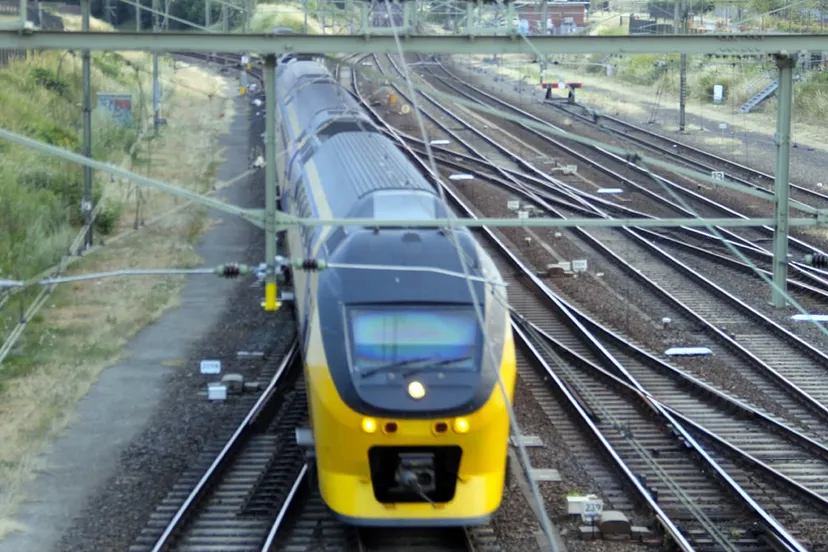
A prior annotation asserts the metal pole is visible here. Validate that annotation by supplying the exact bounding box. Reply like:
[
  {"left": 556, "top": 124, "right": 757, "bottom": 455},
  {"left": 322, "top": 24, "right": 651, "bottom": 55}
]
[
  {"left": 263, "top": 54, "right": 279, "bottom": 311},
  {"left": 221, "top": 2, "right": 228, "bottom": 65},
  {"left": 82, "top": 0, "right": 93, "bottom": 249},
  {"left": 151, "top": 0, "right": 159, "bottom": 135},
  {"left": 152, "top": 54, "right": 159, "bottom": 135},
  {"left": 679, "top": 53, "right": 687, "bottom": 131},
  {"left": 541, "top": 0, "right": 548, "bottom": 35},
  {"left": 771, "top": 54, "right": 794, "bottom": 308},
  {"left": 205, "top": 0, "right": 213, "bottom": 60},
  {"left": 303, "top": 0, "right": 308, "bottom": 33}
]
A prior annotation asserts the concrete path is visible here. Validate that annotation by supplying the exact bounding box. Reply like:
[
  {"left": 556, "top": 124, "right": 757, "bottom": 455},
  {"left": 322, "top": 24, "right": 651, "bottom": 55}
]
[{"left": 0, "top": 82, "right": 258, "bottom": 552}]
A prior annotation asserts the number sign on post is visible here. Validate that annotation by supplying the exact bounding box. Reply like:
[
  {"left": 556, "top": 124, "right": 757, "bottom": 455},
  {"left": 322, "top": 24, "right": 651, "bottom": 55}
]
[{"left": 581, "top": 496, "right": 604, "bottom": 522}]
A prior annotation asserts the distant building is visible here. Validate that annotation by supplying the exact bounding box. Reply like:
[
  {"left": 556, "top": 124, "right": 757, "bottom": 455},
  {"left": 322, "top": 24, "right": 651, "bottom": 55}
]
[{"left": 514, "top": 1, "right": 587, "bottom": 34}]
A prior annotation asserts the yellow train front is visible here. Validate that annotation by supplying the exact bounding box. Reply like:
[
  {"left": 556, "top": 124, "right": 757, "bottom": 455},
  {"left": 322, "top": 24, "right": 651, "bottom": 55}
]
[{"left": 275, "top": 56, "right": 516, "bottom": 526}]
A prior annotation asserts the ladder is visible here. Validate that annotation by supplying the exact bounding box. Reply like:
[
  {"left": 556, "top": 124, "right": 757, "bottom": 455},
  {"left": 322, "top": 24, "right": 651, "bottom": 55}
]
[
  {"left": 739, "top": 80, "right": 779, "bottom": 113},
  {"left": 647, "top": 80, "right": 666, "bottom": 124}
]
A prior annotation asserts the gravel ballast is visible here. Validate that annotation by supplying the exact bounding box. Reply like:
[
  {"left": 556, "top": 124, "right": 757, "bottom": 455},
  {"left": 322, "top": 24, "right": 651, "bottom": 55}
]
[{"left": 49, "top": 73, "right": 297, "bottom": 552}]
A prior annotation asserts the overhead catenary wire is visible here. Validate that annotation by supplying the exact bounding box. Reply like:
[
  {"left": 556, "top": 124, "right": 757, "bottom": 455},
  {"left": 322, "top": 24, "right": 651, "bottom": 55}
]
[
  {"left": 0, "top": 260, "right": 508, "bottom": 289},
  {"left": 497, "top": 4, "right": 828, "bottom": 337},
  {"left": 334, "top": 56, "right": 824, "bottom": 215},
  {"left": 380, "top": 3, "right": 560, "bottom": 549},
  {"left": 636, "top": 159, "right": 828, "bottom": 338}
]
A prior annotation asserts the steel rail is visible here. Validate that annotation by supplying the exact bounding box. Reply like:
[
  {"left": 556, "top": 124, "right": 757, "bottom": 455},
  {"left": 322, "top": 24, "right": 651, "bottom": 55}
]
[
  {"left": 150, "top": 339, "right": 299, "bottom": 552},
  {"left": 401, "top": 57, "right": 828, "bottom": 365},
  {"left": 432, "top": 61, "right": 828, "bottom": 279},
  {"left": 401, "top": 53, "right": 816, "bottom": 288},
  {"left": 400, "top": 136, "right": 828, "bottom": 297},
  {"left": 396, "top": 134, "right": 780, "bottom": 263},
  {"left": 378, "top": 56, "right": 828, "bottom": 345},
  {"left": 352, "top": 61, "right": 798, "bottom": 551},
  {"left": 543, "top": 100, "right": 828, "bottom": 282},
  {"left": 259, "top": 463, "right": 309, "bottom": 552},
  {"left": 509, "top": 322, "right": 697, "bottom": 551},
  {"left": 426, "top": 63, "right": 781, "bottom": 254},
  {"left": 553, "top": 101, "right": 828, "bottom": 208},
  {"left": 515, "top": 318, "right": 813, "bottom": 552}
]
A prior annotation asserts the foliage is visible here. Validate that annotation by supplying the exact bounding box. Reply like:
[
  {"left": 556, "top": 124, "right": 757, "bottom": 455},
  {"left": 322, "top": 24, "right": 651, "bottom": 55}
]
[
  {"left": 0, "top": 51, "right": 139, "bottom": 282},
  {"left": 647, "top": 0, "right": 715, "bottom": 18},
  {"left": 57, "top": 0, "right": 242, "bottom": 30}
]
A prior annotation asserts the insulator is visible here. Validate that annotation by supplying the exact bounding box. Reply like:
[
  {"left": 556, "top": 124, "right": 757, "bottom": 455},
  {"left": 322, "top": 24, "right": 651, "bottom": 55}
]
[
  {"left": 299, "top": 259, "right": 325, "bottom": 271},
  {"left": 811, "top": 253, "right": 827, "bottom": 268},
  {"left": 221, "top": 263, "right": 241, "bottom": 278}
]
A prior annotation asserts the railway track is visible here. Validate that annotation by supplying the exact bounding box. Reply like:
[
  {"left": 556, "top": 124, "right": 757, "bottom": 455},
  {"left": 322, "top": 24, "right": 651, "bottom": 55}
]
[
  {"left": 353, "top": 52, "right": 828, "bottom": 549},
  {"left": 128, "top": 51, "right": 828, "bottom": 551},
  {"left": 392, "top": 136, "right": 828, "bottom": 303},
  {"left": 365, "top": 54, "right": 825, "bottom": 289},
  {"left": 375, "top": 53, "right": 828, "bottom": 328},
  {"left": 421, "top": 58, "right": 828, "bottom": 283},
  {"left": 129, "top": 341, "right": 306, "bottom": 552},
  {"left": 366, "top": 53, "right": 828, "bottom": 341},
  {"left": 368, "top": 50, "right": 828, "bottom": 433},
  {"left": 547, "top": 99, "right": 828, "bottom": 214},
  {"left": 261, "top": 473, "right": 498, "bottom": 551},
  {"left": 348, "top": 55, "right": 828, "bottom": 550}
]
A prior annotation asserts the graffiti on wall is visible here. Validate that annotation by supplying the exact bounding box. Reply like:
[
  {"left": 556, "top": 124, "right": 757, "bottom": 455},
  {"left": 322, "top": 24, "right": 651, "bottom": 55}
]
[{"left": 96, "top": 93, "right": 134, "bottom": 127}]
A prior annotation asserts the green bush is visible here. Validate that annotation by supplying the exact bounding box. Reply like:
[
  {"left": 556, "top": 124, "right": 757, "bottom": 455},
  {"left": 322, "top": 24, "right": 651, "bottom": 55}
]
[
  {"left": 94, "top": 202, "right": 121, "bottom": 236},
  {"left": 31, "top": 66, "right": 70, "bottom": 96}
]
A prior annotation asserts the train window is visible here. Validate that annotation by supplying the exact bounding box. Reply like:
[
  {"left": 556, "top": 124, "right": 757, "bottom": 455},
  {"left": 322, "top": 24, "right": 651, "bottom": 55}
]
[
  {"left": 371, "top": 191, "right": 436, "bottom": 221},
  {"left": 324, "top": 227, "right": 347, "bottom": 253},
  {"left": 295, "top": 185, "right": 314, "bottom": 244},
  {"left": 347, "top": 306, "right": 480, "bottom": 376},
  {"left": 315, "top": 120, "right": 377, "bottom": 141}
]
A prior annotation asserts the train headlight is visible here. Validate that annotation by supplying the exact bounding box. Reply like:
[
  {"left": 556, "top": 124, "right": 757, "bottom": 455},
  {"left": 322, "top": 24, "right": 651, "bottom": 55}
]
[
  {"left": 407, "top": 381, "right": 426, "bottom": 400},
  {"left": 453, "top": 418, "right": 470, "bottom": 434},
  {"left": 361, "top": 417, "right": 377, "bottom": 433}
]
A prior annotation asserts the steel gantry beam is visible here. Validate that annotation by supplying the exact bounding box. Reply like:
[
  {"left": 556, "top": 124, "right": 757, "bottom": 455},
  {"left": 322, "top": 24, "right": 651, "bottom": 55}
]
[
  {"left": 0, "top": 125, "right": 825, "bottom": 232},
  {"left": 2, "top": 31, "right": 828, "bottom": 55}
]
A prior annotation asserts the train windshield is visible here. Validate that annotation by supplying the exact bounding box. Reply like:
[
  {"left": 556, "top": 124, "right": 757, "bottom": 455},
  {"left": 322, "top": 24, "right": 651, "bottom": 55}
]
[{"left": 347, "top": 306, "right": 480, "bottom": 375}]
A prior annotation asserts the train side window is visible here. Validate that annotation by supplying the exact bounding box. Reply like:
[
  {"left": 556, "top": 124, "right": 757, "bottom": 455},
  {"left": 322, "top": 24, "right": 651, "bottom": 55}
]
[{"left": 295, "top": 185, "right": 313, "bottom": 244}]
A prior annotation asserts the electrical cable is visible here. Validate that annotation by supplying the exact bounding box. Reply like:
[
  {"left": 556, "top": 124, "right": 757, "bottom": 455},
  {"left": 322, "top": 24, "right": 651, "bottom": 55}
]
[
  {"left": 381, "top": 3, "right": 560, "bottom": 548},
  {"left": 637, "top": 159, "right": 828, "bottom": 338},
  {"left": 335, "top": 55, "right": 823, "bottom": 213}
]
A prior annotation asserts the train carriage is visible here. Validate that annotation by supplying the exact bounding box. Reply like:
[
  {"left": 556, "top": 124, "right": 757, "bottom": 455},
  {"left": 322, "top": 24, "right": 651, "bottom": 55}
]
[{"left": 274, "top": 55, "right": 517, "bottom": 526}]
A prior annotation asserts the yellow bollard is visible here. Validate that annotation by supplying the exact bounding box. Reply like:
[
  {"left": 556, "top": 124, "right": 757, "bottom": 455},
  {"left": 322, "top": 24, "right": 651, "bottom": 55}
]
[
  {"left": 262, "top": 281, "right": 281, "bottom": 311},
  {"left": 389, "top": 93, "right": 397, "bottom": 106},
  {"left": 240, "top": 84, "right": 247, "bottom": 96}
]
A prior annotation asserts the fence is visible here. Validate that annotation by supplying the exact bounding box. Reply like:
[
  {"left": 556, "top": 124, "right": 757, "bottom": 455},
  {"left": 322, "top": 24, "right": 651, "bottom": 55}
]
[{"left": 0, "top": 1, "right": 65, "bottom": 67}]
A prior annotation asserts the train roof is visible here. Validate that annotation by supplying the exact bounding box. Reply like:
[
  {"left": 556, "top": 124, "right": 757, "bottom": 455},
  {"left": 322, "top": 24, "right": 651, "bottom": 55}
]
[
  {"left": 277, "top": 60, "right": 334, "bottom": 97},
  {"left": 287, "top": 83, "right": 367, "bottom": 138},
  {"left": 312, "top": 132, "right": 438, "bottom": 219}
]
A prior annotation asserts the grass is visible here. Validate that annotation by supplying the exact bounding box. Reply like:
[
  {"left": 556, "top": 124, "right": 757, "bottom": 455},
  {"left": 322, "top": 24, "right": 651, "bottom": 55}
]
[
  {"left": 0, "top": 13, "right": 236, "bottom": 539},
  {"left": 454, "top": 50, "right": 828, "bottom": 153},
  {"left": 251, "top": 2, "right": 325, "bottom": 33}
]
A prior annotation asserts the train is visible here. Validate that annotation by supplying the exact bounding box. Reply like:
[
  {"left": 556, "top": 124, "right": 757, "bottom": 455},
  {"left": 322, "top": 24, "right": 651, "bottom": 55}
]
[{"left": 274, "top": 55, "right": 517, "bottom": 527}]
